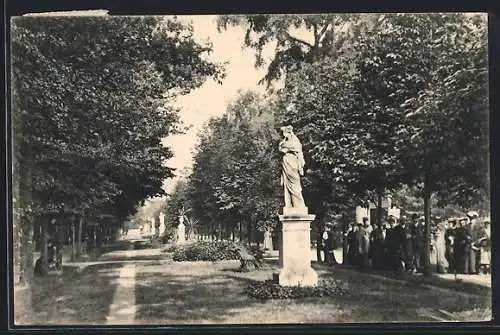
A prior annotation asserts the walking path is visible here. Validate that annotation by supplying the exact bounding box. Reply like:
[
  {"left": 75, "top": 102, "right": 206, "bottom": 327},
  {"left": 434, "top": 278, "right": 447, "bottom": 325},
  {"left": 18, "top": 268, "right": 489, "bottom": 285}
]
[
  {"left": 105, "top": 262, "right": 137, "bottom": 325},
  {"left": 364, "top": 272, "right": 484, "bottom": 299},
  {"left": 435, "top": 273, "right": 491, "bottom": 288},
  {"left": 103, "top": 241, "right": 164, "bottom": 325}
]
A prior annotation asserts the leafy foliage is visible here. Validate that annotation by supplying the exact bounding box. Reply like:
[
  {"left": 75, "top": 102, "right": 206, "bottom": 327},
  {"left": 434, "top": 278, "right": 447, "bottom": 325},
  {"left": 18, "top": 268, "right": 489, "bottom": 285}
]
[
  {"left": 216, "top": 13, "right": 488, "bottom": 267},
  {"left": 185, "top": 91, "right": 281, "bottom": 242},
  {"left": 217, "top": 14, "right": 382, "bottom": 87},
  {"left": 11, "top": 16, "right": 224, "bottom": 276},
  {"left": 172, "top": 241, "right": 240, "bottom": 262},
  {"left": 11, "top": 15, "right": 223, "bottom": 220},
  {"left": 244, "top": 278, "right": 350, "bottom": 300}
]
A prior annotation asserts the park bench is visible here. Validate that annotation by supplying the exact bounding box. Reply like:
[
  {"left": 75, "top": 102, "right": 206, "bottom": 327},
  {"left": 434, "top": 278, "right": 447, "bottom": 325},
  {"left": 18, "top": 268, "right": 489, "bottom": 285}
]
[{"left": 237, "top": 247, "right": 264, "bottom": 272}]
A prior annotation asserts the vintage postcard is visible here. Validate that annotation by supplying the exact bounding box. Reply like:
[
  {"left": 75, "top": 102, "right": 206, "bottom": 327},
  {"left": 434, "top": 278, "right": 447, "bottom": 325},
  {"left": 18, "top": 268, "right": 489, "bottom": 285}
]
[{"left": 9, "top": 12, "right": 491, "bottom": 326}]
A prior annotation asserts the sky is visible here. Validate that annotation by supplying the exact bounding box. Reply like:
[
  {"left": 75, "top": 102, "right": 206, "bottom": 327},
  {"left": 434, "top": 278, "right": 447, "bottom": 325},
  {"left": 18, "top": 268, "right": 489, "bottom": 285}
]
[{"left": 160, "top": 15, "right": 273, "bottom": 194}]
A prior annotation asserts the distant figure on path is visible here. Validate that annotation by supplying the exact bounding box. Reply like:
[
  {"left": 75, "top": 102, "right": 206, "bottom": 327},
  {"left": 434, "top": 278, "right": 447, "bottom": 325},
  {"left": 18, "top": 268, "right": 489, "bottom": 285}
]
[
  {"left": 444, "top": 219, "right": 457, "bottom": 273},
  {"left": 454, "top": 218, "right": 470, "bottom": 274},
  {"left": 479, "top": 219, "right": 491, "bottom": 273},
  {"left": 346, "top": 222, "right": 359, "bottom": 266},
  {"left": 467, "top": 211, "right": 485, "bottom": 274},
  {"left": 370, "top": 221, "right": 386, "bottom": 270},
  {"left": 358, "top": 218, "right": 371, "bottom": 268},
  {"left": 263, "top": 229, "right": 273, "bottom": 250},
  {"left": 279, "top": 125, "right": 306, "bottom": 209}
]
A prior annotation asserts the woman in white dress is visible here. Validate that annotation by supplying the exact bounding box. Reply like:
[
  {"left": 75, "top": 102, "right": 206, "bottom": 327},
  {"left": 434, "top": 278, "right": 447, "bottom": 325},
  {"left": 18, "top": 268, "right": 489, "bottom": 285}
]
[{"left": 479, "top": 220, "right": 491, "bottom": 272}]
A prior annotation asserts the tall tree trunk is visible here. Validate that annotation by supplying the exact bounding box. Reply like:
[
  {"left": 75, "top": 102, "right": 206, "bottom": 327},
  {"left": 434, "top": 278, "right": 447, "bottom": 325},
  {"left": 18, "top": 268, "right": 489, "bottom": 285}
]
[
  {"left": 315, "top": 210, "right": 327, "bottom": 263},
  {"left": 40, "top": 217, "right": 48, "bottom": 275},
  {"left": 76, "top": 212, "right": 84, "bottom": 257},
  {"left": 342, "top": 213, "right": 349, "bottom": 265},
  {"left": 14, "top": 156, "right": 36, "bottom": 286},
  {"left": 96, "top": 225, "right": 104, "bottom": 249},
  {"left": 423, "top": 174, "right": 432, "bottom": 276},
  {"left": 231, "top": 225, "right": 235, "bottom": 242},
  {"left": 377, "top": 187, "right": 383, "bottom": 227},
  {"left": 218, "top": 223, "right": 222, "bottom": 241},
  {"left": 316, "top": 222, "right": 323, "bottom": 263},
  {"left": 247, "top": 220, "right": 253, "bottom": 247},
  {"left": 239, "top": 221, "right": 243, "bottom": 242},
  {"left": 71, "top": 219, "right": 76, "bottom": 261},
  {"left": 18, "top": 214, "right": 35, "bottom": 285}
]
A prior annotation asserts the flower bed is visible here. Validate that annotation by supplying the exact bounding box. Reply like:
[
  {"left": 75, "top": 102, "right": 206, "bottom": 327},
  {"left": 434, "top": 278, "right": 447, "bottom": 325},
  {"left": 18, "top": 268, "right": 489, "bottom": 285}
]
[
  {"left": 172, "top": 241, "right": 240, "bottom": 262},
  {"left": 244, "top": 278, "right": 350, "bottom": 300}
]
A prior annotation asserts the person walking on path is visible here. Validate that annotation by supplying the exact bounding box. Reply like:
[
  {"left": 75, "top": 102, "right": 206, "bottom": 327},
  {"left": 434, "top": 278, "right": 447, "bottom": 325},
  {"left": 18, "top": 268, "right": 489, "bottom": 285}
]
[
  {"left": 390, "top": 217, "right": 407, "bottom": 273},
  {"left": 412, "top": 216, "right": 425, "bottom": 273},
  {"left": 346, "top": 222, "right": 359, "bottom": 266},
  {"left": 467, "top": 211, "right": 484, "bottom": 275},
  {"left": 358, "top": 218, "right": 371, "bottom": 268},
  {"left": 399, "top": 216, "right": 414, "bottom": 273},
  {"left": 444, "top": 219, "right": 457, "bottom": 274},
  {"left": 370, "top": 222, "right": 385, "bottom": 270},
  {"left": 433, "top": 218, "right": 447, "bottom": 274},
  {"left": 454, "top": 218, "right": 470, "bottom": 274},
  {"left": 322, "top": 223, "right": 337, "bottom": 265},
  {"left": 479, "top": 219, "right": 491, "bottom": 273}
]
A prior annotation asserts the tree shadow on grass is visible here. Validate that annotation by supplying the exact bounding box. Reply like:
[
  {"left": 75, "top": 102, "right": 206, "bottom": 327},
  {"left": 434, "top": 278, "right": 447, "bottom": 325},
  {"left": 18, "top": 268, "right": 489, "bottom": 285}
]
[
  {"left": 15, "top": 262, "right": 124, "bottom": 325},
  {"left": 317, "top": 263, "right": 491, "bottom": 298},
  {"left": 133, "top": 260, "right": 490, "bottom": 324},
  {"left": 303, "top": 266, "right": 491, "bottom": 323},
  {"left": 135, "top": 271, "right": 262, "bottom": 324}
]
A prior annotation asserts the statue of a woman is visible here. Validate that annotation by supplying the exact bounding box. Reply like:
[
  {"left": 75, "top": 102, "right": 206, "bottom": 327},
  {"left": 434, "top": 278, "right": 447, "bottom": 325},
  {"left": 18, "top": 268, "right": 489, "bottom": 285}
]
[{"left": 279, "top": 125, "right": 306, "bottom": 211}]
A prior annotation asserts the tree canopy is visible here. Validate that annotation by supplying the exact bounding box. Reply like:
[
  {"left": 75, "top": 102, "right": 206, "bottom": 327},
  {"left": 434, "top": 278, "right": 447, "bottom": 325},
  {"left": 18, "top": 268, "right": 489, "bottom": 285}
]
[{"left": 11, "top": 16, "right": 225, "bottom": 278}]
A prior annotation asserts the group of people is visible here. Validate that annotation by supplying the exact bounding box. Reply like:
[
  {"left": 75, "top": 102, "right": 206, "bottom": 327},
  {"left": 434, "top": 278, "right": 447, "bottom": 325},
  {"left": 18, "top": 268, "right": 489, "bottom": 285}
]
[
  {"left": 341, "top": 211, "right": 490, "bottom": 274},
  {"left": 444, "top": 214, "right": 491, "bottom": 274},
  {"left": 345, "top": 215, "right": 423, "bottom": 272}
]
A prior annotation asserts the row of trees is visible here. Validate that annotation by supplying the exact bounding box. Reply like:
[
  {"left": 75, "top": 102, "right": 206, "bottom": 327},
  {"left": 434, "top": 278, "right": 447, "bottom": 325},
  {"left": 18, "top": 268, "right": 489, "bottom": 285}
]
[
  {"left": 11, "top": 16, "right": 223, "bottom": 283},
  {"left": 165, "top": 13, "right": 489, "bottom": 275},
  {"left": 164, "top": 91, "right": 281, "bottom": 243}
]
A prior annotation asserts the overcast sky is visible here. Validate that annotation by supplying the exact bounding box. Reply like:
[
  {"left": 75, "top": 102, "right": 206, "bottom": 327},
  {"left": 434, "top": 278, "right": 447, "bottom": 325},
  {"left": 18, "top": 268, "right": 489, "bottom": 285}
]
[{"left": 161, "top": 15, "right": 274, "bottom": 194}]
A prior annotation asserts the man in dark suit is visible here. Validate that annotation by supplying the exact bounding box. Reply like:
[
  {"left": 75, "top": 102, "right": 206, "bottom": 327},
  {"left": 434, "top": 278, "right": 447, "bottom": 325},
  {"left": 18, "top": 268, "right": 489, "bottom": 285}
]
[
  {"left": 454, "top": 218, "right": 470, "bottom": 274},
  {"left": 412, "top": 216, "right": 425, "bottom": 273},
  {"left": 467, "top": 212, "right": 484, "bottom": 275},
  {"left": 390, "top": 217, "right": 406, "bottom": 272},
  {"left": 370, "top": 221, "right": 386, "bottom": 270},
  {"left": 444, "top": 219, "right": 457, "bottom": 273},
  {"left": 384, "top": 218, "right": 397, "bottom": 271},
  {"left": 346, "top": 222, "right": 359, "bottom": 266},
  {"left": 399, "top": 216, "right": 414, "bottom": 273}
]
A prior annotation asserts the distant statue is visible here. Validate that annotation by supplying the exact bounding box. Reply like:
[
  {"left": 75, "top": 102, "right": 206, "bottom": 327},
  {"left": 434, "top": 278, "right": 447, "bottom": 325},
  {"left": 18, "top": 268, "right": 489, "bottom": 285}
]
[{"left": 279, "top": 125, "right": 306, "bottom": 209}]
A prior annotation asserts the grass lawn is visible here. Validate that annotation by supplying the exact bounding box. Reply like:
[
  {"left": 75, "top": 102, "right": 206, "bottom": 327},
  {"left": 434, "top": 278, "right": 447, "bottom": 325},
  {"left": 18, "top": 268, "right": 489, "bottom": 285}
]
[
  {"left": 135, "top": 259, "right": 491, "bottom": 324},
  {"left": 14, "top": 262, "right": 124, "bottom": 325}
]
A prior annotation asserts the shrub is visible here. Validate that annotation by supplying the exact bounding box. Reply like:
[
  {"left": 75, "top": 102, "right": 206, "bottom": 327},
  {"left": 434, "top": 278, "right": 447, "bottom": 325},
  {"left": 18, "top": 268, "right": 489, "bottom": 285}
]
[
  {"left": 244, "top": 278, "right": 350, "bottom": 300},
  {"left": 172, "top": 241, "right": 241, "bottom": 262}
]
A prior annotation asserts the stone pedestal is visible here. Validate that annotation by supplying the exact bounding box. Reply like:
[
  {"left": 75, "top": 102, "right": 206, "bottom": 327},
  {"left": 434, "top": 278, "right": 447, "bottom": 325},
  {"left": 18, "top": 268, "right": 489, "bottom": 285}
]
[
  {"left": 275, "top": 207, "right": 317, "bottom": 286},
  {"left": 159, "top": 213, "right": 165, "bottom": 236},
  {"left": 263, "top": 231, "right": 273, "bottom": 250},
  {"left": 177, "top": 223, "right": 186, "bottom": 244},
  {"left": 150, "top": 217, "right": 155, "bottom": 235}
]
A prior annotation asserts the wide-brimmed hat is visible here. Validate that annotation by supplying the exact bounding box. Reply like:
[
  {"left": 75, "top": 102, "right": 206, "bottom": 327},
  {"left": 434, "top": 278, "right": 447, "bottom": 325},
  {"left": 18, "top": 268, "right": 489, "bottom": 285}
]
[
  {"left": 466, "top": 211, "right": 479, "bottom": 218},
  {"left": 280, "top": 125, "right": 293, "bottom": 132}
]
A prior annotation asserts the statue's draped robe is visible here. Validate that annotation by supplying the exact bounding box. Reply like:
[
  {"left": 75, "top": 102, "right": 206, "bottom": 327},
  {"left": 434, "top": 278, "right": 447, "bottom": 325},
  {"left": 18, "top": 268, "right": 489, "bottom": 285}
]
[{"left": 279, "top": 134, "right": 306, "bottom": 208}]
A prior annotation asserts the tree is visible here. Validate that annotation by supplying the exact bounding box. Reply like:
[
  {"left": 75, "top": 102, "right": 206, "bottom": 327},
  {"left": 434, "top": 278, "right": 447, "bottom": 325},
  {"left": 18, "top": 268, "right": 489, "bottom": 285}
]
[
  {"left": 11, "top": 16, "right": 224, "bottom": 277},
  {"left": 163, "top": 179, "right": 190, "bottom": 239},
  {"left": 217, "top": 14, "right": 382, "bottom": 87},
  {"left": 187, "top": 91, "right": 281, "bottom": 245},
  {"left": 370, "top": 13, "right": 488, "bottom": 274},
  {"left": 271, "top": 13, "right": 488, "bottom": 269}
]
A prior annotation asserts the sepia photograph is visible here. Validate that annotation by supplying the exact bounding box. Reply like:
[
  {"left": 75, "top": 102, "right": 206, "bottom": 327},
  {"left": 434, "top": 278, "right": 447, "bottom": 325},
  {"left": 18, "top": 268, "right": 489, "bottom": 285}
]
[{"left": 9, "top": 11, "right": 491, "bottom": 326}]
